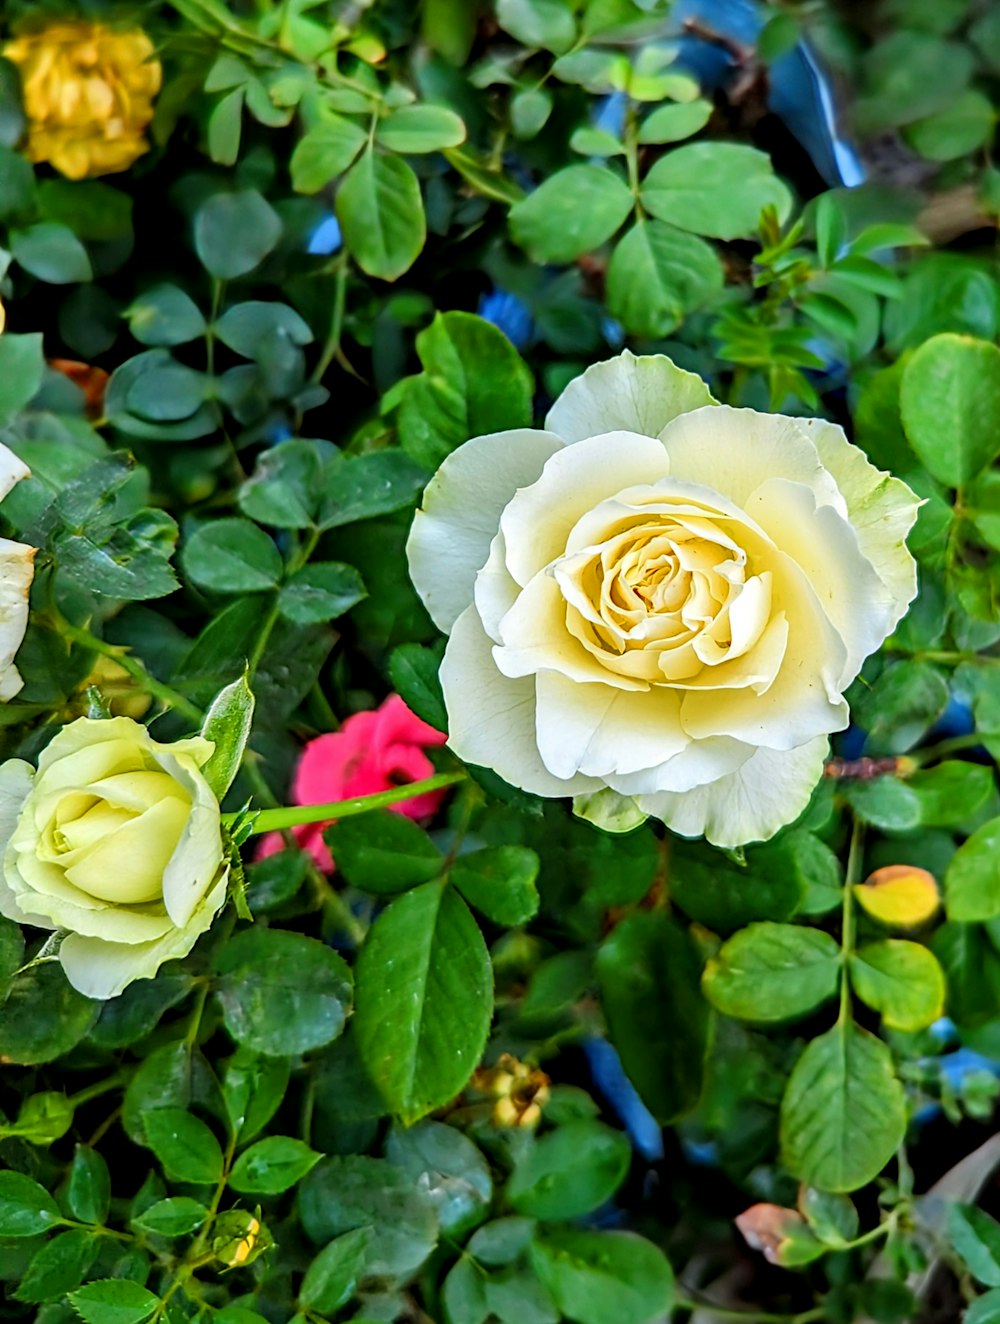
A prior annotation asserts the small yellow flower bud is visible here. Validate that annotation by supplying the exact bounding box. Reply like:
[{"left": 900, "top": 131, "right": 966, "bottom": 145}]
[
  {"left": 5, "top": 22, "right": 161, "bottom": 179},
  {"left": 211, "top": 1210, "right": 272, "bottom": 1269}
]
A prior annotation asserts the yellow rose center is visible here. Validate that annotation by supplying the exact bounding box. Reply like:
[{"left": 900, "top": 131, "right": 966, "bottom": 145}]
[
  {"left": 38, "top": 769, "right": 191, "bottom": 904},
  {"left": 554, "top": 502, "right": 773, "bottom": 686}
]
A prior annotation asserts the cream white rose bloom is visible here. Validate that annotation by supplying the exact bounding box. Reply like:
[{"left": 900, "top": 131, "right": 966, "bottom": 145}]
[
  {"left": 406, "top": 351, "right": 920, "bottom": 848},
  {"left": 0, "top": 716, "right": 228, "bottom": 998},
  {"left": 0, "top": 442, "right": 36, "bottom": 700}
]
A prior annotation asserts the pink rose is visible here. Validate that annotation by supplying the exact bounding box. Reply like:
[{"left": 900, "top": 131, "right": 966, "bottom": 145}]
[{"left": 258, "top": 694, "right": 447, "bottom": 872}]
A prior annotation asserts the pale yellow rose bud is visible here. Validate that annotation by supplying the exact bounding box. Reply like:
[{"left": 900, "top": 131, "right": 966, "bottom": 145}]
[
  {"left": 211, "top": 1210, "right": 272, "bottom": 1268},
  {"left": 5, "top": 22, "right": 162, "bottom": 179},
  {"left": 0, "top": 716, "right": 228, "bottom": 999}
]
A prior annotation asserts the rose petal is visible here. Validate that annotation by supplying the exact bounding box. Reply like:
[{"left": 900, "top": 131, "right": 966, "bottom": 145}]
[
  {"left": 544, "top": 348, "right": 716, "bottom": 442},
  {"left": 636, "top": 736, "right": 829, "bottom": 847},
  {"left": 406, "top": 428, "right": 565, "bottom": 632},
  {"left": 441, "top": 605, "right": 603, "bottom": 797}
]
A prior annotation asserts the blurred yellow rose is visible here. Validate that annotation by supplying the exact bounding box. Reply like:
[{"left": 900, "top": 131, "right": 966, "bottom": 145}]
[
  {"left": 5, "top": 21, "right": 161, "bottom": 179},
  {"left": 407, "top": 351, "right": 921, "bottom": 848},
  {"left": 0, "top": 717, "right": 227, "bottom": 999}
]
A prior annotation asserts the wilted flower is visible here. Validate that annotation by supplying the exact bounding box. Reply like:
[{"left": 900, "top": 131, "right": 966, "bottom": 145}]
[
  {"left": 473, "top": 1053, "right": 550, "bottom": 1128},
  {"left": 0, "top": 717, "right": 227, "bottom": 999},
  {"left": 5, "top": 21, "right": 161, "bottom": 179},
  {"left": 407, "top": 351, "right": 920, "bottom": 848},
  {"left": 258, "top": 694, "right": 447, "bottom": 872}
]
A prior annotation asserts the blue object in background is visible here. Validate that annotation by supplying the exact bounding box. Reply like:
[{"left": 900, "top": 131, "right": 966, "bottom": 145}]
[
  {"left": 307, "top": 213, "right": 343, "bottom": 256},
  {"left": 477, "top": 288, "right": 535, "bottom": 350},
  {"left": 584, "top": 1037, "right": 665, "bottom": 1161},
  {"left": 667, "top": 0, "right": 865, "bottom": 188}
]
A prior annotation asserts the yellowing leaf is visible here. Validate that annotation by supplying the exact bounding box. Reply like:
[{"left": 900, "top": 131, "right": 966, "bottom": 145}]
[{"left": 854, "top": 864, "right": 939, "bottom": 928}]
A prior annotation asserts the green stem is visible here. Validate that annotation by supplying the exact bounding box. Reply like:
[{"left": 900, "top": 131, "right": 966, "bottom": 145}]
[
  {"left": 70, "top": 1073, "right": 127, "bottom": 1108},
  {"left": 311, "top": 863, "right": 366, "bottom": 946},
  {"left": 310, "top": 257, "right": 349, "bottom": 385},
  {"left": 246, "top": 595, "right": 281, "bottom": 677},
  {"left": 234, "top": 771, "right": 465, "bottom": 835},
  {"left": 911, "top": 732, "right": 987, "bottom": 765},
  {"left": 56, "top": 618, "right": 203, "bottom": 725},
  {"left": 839, "top": 814, "right": 864, "bottom": 1023}
]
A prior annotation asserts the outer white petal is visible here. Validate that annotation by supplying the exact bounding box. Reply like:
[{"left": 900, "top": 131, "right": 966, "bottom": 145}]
[
  {"left": 534, "top": 671, "right": 687, "bottom": 780},
  {"left": 607, "top": 734, "right": 755, "bottom": 796},
  {"left": 544, "top": 349, "right": 717, "bottom": 442},
  {"left": 746, "top": 477, "right": 895, "bottom": 686},
  {"left": 406, "top": 428, "right": 566, "bottom": 633},
  {"left": 59, "top": 872, "right": 228, "bottom": 1000},
  {"left": 0, "top": 538, "right": 35, "bottom": 701},
  {"left": 0, "top": 443, "right": 30, "bottom": 501},
  {"left": 807, "top": 417, "right": 920, "bottom": 635},
  {"left": 0, "top": 759, "right": 35, "bottom": 923},
  {"left": 637, "top": 736, "right": 829, "bottom": 848},
  {"left": 441, "top": 605, "right": 603, "bottom": 797},
  {"left": 500, "top": 432, "right": 671, "bottom": 586},
  {"left": 154, "top": 750, "right": 225, "bottom": 929},
  {"left": 660, "top": 405, "right": 847, "bottom": 513}
]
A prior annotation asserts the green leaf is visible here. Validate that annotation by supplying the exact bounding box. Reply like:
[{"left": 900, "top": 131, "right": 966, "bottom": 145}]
[
  {"left": 376, "top": 104, "right": 466, "bottom": 153},
  {"left": 299, "top": 1155, "right": 439, "bottom": 1281},
  {"left": 0, "top": 332, "right": 45, "bottom": 426},
  {"left": 299, "top": 1227, "right": 373, "bottom": 1313},
  {"left": 279, "top": 561, "right": 367, "bottom": 624},
  {"left": 319, "top": 450, "right": 428, "bottom": 530},
  {"left": 853, "top": 660, "right": 949, "bottom": 753},
  {"left": 949, "top": 1205, "right": 1000, "bottom": 1287},
  {"left": 69, "top": 1279, "right": 161, "bottom": 1324},
  {"left": 66, "top": 1146, "right": 111, "bottom": 1226},
  {"left": 511, "top": 87, "right": 553, "bottom": 139},
  {"left": 396, "top": 310, "right": 534, "bottom": 470},
  {"left": 193, "top": 189, "right": 283, "bottom": 280},
  {"left": 389, "top": 641, "right": 448, "bottom": 733},
  {"left": 354, "top": 880, "right": 492, "bottom": 1122},
  {"left": 933, "top": 921, "right": 1000, "bottom": 1026},
  {"left": 182, "top": 518, "right": 283, "bottom": 593},
  {"left": 905, "top": 89, "right": 995, "bottom": 160},
  {"left": 845, "top": 777, "right": 922, "bottom": 832},
  {"left": 596, "top": 910, "right": 708, "bottom": 1123},
  {"left": 947, "top": 818, "right": 1000, "bottom": 921},
  {"left": 208, "top": 86, "right": 244, "bottom": 164},
  {"left": 780, "top": 1019, "right": 906, "bottom": 1192},
  {"left": 968, "top": 1290, "right": 1000, "bottom": 1323},
  {"left": 144, "top": 1108, "right": 224, "bottom": 1184},
  {"left": 131, "top": 1197, "right": 208, "bottom": 1237},
  {"left": 239, "top": 437, "right": 331, "bottom": 529},
  {"left": 200, "top": 671, "right": 255, "bottom": 799},
  {"left": 11, "top": 222, "right": 91, "bottom": 283},
  {"left": 222, "top": 1047, "right": 291, "bottom": 1141},
  {"left": 641, "top": 143, "right": 791, "bottom": 239},
  {"left": 855, "top": 31, "right": 972, "bottom": 132},
  {"left": 703, "top": 923, "right": 842, "bottom": 1023},
  {"left": 507, "top": 1121, "right": 630, "bottom": 1220},
  {"left": 385, "top": 1119, "right": 492, "bottom": 1236},
  {"left": 799, "top": 1187, "right": 859, "bottom": 1247},
  {"left": 0, "top": 1171, "right": 62, "bottom": 1237},
  {"left": 37, "top": 179, "right": 132, "bottom": 240},
  {"left": 291, "top": 117, "right": 367, "bottom": 193},
  {"left": 530, "top": 1228, "right": 674, "bottom": 1324},
  {"left": 496, "top": 0, "right": 576, "bottom": 52},
  {"left": 103, "top": 351, "right": 215, "bottom": 441},
  {"left": 849, "top": 940, "right": 944, "bottom": 1031},
  {"left": 670, "top": 845, "right": 804, "bottom": 932},
  {"left": 326, "top": 809, "right": 443, "bottom": 895},
  {"left": 452, "top": 846, "right": 540, "bottom": 925},
  {"left": 638, "top": 99, "right": 713, "bottom": 143},
  {"left": 900, "top": 333, "right": 1000, "bottom": 486},
  {"left": 336, "top": 149, "right": 426, "bottom": 282},
  {"left": 214, "top": 301, "right": 314, "bottom": 359},
  {"left": 15, "top": 1228, "right": 98, "bottom": 1302},
  {"left": 442, "top": 1257, "right": 488, "bottom": 1324},
  {"left": 126, "top": 284, "right": 206, "bottom": 346},
  {"left": 214, "top": 928, "right": 352, "bottom": 1056},
  {"left": 229, "top": 1136, "right": 320, "bottom": 1194},
  {"left": 908, "top": 761, "right": 993, "bottom": 828},
  {"left": 122, "top": 1040, "right": 225, "bottom": 1146},
  {"left": 0, "top": 960, "right": 98, "bottom": 1065},
  {"left": 509, "top": 164, "right": 632, "bottom": 263},
  {"left": 607, "top": 219, "right": 722, "bottom": 337},
  {"left": 0, "top": 914, "right": 24, "bottom": 1004}
]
